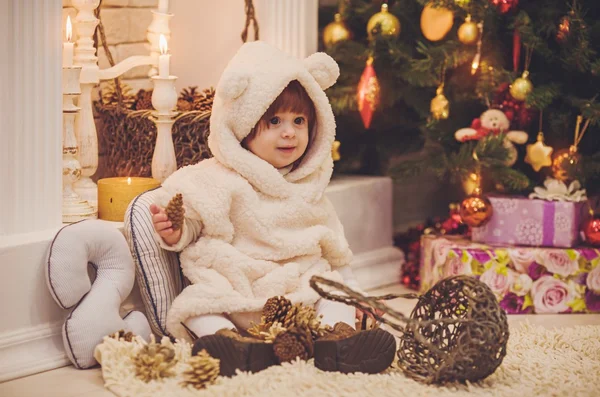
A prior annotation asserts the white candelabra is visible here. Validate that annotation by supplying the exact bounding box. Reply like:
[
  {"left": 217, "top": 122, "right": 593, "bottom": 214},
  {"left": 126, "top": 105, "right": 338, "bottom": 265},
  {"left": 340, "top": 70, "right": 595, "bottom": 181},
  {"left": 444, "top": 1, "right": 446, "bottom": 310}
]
[
  {"left": 150, "top": 35, "right": 178, "bottom": 183},
  {"left": 71, "top": 0, "right": 172, "bottom": 205},
  {"left": 62, "top": 65, "right": 97, "bottom": 223}
]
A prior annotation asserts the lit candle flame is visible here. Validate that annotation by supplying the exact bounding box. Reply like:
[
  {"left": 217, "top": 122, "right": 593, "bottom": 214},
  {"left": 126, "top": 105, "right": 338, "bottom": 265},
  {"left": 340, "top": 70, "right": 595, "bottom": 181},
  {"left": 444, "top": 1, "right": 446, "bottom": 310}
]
[
  {"left": 66, "top": 16, "right": 72, "bottom": 42},
  {"left": 127, "top": 177, "right": 132, "bottom": 185},
  {"left": 159, "top": 34, "right": 168, "bottom": 55}
]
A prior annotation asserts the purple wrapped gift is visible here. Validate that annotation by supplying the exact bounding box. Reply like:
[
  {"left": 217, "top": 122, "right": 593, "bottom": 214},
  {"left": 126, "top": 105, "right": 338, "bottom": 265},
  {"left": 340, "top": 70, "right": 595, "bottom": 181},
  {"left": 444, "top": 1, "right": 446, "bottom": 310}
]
[{"left": 471, "top": 196, "right": 587, "bottom": 248}]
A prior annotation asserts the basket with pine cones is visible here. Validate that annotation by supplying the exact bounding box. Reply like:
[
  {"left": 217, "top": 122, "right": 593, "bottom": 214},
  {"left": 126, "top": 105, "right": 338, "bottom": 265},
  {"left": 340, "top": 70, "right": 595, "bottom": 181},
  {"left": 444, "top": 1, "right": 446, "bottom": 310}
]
[{"left": 94, "top": 85, "right": 215, "bottom": 179}]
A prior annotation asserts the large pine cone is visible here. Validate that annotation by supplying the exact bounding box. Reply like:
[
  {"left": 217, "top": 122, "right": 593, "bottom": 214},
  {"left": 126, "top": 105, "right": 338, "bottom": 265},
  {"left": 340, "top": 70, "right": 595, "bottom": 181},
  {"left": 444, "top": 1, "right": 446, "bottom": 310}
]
[
  {"left": 263, "top": 296, "right": 292, "bottom": 325},
  {"left": 273, "top": 326, "right": 314, "bottom": 363},
  {"left": 165, "top": 193, "right": 185, "bottom": 231},
  {"left": 181, "top": 350, "right": 220, "bottom": 390},
  {"left": 132, "top": 343, "right": 177, "bottom": 383}
]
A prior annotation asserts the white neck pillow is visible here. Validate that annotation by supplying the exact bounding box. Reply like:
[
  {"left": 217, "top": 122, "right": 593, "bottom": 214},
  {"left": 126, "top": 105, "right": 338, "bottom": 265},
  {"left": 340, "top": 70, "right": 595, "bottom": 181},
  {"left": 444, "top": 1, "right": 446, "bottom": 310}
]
[{"left": 46, "top": 220, "right": 151, "bottom": 368}]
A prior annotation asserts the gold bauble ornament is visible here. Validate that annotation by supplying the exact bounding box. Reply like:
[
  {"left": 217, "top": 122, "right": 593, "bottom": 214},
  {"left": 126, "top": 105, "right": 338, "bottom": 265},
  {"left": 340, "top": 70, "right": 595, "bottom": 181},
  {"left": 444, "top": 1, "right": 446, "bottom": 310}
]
[
  {"left": 420, "top": 3, "right": 454, "bottom": 42},
  {"left": 430, "top": 84, "right": 449, "bottom": 120},
  {"left": 367, "top": 3, "right": 401, "bottom": 41},
  {"left": 525, "top": 132, "right": 553, "bottom": 172},
  {"left": 510, "top": 71, "right": 533, "bottom": 101},
  {"left": 458, "top": 16, "right": 478, "bottom": 45},
  {"left": 323, "top": 13, "right": 351, "bottom": 47},
  {"left": 460, "top": 188, "right": 494, "bottom": 228},
  {"left": 551, "top": 145, "right": 582, "bottom": 183}
]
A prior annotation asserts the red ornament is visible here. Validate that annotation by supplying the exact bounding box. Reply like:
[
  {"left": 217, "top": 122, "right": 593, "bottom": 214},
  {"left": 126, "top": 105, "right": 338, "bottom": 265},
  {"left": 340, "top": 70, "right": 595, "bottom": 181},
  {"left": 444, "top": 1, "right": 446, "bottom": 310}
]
[
  {"left": 583, "top": 215, "right": 600, "bottom": 246},
  {"left": 513, "top": 30, "right": 521, "bottom": 72},
  {"left": 490, "top": 0, "right": 519, "bottom": 14},
  {"left": 357, "top": 56, "right": 380, "bottom": 129}
]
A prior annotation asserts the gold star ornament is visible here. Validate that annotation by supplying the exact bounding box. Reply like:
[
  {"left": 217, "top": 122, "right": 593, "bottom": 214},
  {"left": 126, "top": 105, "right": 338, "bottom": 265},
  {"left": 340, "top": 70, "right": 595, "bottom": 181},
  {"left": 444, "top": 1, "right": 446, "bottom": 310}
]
[{"left": 525, "top": 132, "right": 553, "bottom": 172}]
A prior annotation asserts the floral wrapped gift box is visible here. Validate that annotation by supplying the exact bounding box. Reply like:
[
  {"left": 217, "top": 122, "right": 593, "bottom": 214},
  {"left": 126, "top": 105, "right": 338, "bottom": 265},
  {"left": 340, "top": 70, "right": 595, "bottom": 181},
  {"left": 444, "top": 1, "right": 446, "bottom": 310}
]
[{"left": 420, "top": 235, "right": 600, "bottom": 314}]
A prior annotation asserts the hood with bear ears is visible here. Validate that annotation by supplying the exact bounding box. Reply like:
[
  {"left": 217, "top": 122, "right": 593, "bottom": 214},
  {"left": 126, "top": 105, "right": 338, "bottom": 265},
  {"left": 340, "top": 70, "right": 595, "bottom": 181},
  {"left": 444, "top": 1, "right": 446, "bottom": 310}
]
[{"left": 208, "top": 41, "right": 340, "bottom": 201}]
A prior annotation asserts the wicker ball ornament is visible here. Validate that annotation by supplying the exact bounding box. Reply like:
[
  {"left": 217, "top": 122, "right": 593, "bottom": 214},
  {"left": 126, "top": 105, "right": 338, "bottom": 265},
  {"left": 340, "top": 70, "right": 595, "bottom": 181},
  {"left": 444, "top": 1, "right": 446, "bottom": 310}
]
[
  {"left": 309, "top": 275, "right": 510, "bottom": 385},
  {"left": 397, "top": 276, "right": 509, "bottom": 384},
  {"left": 460, "top": 189, "right": 493, "bottom": 227}
]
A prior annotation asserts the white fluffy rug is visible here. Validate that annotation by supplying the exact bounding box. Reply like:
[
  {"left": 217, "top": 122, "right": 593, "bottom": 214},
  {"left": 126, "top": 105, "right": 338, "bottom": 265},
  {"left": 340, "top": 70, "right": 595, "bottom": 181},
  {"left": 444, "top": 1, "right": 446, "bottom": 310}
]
[{"left": 95, "top": 323, "right": 600, "bottom": 397}]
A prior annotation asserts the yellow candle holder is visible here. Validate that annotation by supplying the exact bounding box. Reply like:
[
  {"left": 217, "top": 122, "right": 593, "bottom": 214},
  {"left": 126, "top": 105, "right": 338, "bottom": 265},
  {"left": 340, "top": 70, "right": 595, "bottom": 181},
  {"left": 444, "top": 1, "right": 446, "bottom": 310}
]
[{"left": 98, "top": 177, "right": 161, "bottom": 222}]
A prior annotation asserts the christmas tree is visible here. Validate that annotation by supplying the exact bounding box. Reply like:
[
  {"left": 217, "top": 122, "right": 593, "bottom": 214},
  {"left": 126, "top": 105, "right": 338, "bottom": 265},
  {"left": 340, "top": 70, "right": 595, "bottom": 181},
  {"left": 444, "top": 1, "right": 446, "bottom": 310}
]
[{"left": 320, "top": 0, "right": 600, "bottom": 194}]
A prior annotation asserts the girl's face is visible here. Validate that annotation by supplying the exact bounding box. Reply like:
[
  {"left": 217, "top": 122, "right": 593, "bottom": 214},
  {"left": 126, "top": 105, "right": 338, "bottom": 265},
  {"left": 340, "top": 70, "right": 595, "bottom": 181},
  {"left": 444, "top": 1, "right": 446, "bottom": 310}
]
[{"left": 245, "top": 110, "right": 310, "bottom": 169}]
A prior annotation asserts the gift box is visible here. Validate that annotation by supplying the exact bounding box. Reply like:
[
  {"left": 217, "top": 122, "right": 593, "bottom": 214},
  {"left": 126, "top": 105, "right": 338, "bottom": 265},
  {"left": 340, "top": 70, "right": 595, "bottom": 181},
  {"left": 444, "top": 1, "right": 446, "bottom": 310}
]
[
  {"left": 471, "top": 196, "right": 587, "bottom": 248},
  {"left": 420, "top": 235, "right": 600, "bottom": 314}
]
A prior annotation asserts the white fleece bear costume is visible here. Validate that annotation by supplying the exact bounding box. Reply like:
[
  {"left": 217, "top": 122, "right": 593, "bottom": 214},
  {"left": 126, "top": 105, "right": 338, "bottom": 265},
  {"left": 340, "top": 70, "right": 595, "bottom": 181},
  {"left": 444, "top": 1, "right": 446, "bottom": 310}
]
[{"left": 155, "top": 42, "right": 357, "bottom": 341}]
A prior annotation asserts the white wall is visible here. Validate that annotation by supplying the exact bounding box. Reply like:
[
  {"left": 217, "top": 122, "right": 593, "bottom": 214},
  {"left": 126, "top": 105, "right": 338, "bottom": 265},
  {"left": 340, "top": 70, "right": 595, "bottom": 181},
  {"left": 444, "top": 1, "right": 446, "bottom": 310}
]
[{"left": 170, "top": 0, "right": 248, "bottom": 93}]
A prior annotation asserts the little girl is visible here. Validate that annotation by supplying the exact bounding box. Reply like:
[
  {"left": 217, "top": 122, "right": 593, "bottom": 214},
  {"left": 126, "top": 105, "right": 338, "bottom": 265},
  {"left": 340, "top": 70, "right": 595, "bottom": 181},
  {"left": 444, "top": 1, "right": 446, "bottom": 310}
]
[{"left": 151, "top": 41, "right": 395, "bottom": 376}]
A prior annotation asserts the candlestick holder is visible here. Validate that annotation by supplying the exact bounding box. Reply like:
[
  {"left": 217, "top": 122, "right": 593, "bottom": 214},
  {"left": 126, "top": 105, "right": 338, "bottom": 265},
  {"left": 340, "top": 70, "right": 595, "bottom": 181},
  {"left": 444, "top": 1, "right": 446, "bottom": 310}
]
[
  {"left": 62, "top": 66, "right": 97, "bottom": 223},
  {"left": 147, "top": 10, "right": 173, "bottom": 77},
  {"left": 71, "top": 0, "right": 158, "bottom": 206},
  {"left": 151, "top": 75, "right": 178, "bottom": 182}
]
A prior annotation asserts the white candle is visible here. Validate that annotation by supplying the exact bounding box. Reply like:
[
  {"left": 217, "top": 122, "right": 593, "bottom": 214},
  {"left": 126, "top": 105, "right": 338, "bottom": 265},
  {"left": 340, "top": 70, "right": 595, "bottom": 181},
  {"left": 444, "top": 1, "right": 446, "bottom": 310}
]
[
  {"left": 158, "top": 0, "right": 169, "bottom": 14},
  {"left": 158, "top": 34, "right": 170, "bottom": 78},
  {"left": 63, "top": 16, "right": 74, "bottom": 67}
]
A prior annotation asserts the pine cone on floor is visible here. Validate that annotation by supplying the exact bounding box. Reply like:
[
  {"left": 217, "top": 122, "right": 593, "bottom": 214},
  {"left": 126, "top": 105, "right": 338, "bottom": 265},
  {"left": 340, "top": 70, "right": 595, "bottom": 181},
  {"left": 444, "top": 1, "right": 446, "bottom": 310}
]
[
  {"left": 247, "top": 321, "right": 287, "bottom": 342},
  {"left": 132, "top": 343, "right": 177, "bottom": 383},
  {"left": 181, "top": 350, "right": 220, "bottom": 390},
  {"left": 134, "top": 89, "right": 154, "bottom": 110},
  {"left": 108, "top": 329, "right": 134, "bottom": 342},
  {"left": 283, "top": 304, "right": 331, "bottom": 340},
  {"left": 263, "top": 296, "right": 293, "bottom": 325},
  {"left": 273, "top": 326, "right": 314, "bottom": 363},
  {"left": 165, "top": 193, "right": 184, "bottom": 231}
]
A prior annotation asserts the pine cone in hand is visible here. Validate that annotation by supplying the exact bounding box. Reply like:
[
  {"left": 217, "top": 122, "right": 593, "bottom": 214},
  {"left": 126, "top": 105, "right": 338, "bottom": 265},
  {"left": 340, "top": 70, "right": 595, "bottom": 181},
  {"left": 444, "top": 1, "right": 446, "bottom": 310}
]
[
  {"left": 263, "top": 296, "right": 292, "bottom": 325},
  {"left": 273, "top": 326, "right": 314, "bottom": 363},
  {"left": 165, "top": 193, "right": 185, "bottom": 231},
  {"left": 132, "top": 343, "right": 177, "bottom": 383},
  {"left": 181, "top": 350, "right": 220, "bottom": 390}
]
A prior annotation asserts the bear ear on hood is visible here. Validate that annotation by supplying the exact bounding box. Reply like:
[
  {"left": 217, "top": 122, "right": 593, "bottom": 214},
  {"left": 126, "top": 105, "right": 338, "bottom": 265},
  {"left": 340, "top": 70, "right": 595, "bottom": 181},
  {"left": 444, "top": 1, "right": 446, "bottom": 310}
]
[
  {"left": 216, "top": 70, "right": 250, "bottom": 102},
  {"left": 303, "top": 52, "right": 339, "bottom": 90}
]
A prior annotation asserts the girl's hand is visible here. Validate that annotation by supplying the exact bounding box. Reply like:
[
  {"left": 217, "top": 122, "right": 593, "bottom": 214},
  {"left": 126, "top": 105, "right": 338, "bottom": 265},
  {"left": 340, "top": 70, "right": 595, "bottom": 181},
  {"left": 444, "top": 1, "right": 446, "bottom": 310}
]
[{"left": 149, "top": 203, "right": 182, "bottom": 246}]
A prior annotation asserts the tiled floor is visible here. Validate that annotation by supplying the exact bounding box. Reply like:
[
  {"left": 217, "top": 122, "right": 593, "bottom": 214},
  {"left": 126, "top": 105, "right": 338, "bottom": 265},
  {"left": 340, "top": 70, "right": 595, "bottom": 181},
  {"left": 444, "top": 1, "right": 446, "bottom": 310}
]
[{"left": 2, "top": 283, "right": 599, "bottom": 397}]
